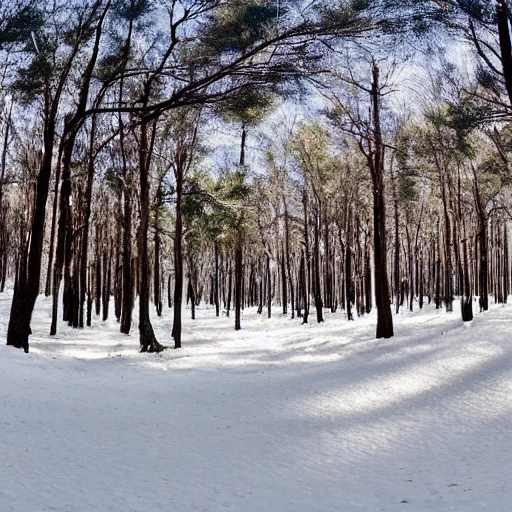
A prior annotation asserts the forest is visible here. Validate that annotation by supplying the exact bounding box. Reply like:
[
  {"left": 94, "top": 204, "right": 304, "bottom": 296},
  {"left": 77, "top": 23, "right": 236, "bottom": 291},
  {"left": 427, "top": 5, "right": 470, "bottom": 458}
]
[{"left": 0, "top": 0, "right": 510, "bottom": 354}]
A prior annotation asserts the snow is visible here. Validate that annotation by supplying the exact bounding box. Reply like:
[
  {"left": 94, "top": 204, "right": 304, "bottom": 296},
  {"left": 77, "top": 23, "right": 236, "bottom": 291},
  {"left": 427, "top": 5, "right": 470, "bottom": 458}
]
[{"left": 1, "top": 292, "right": 512, "bottom": 511}]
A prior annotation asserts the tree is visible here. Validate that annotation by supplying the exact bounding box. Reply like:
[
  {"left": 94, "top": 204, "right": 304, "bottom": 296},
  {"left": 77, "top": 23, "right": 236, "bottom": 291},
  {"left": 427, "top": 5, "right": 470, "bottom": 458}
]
[
  {"left": 292, "top": 123, "right": 341, "bottom": 324},
  {"left": 7, "top": 1, "right": 110, "bottom": 352},
  {"left": 166, "top": 109, "right": 202, "bottom": 349},
  {"left": 328, "top": 61, "right": 394, "bottom": 338},
  {"left": 217, "top": 86, "right": 274, "bottom": 328},
  {"left": 49, "top": 0, "right": 111, "bottom": 336}
]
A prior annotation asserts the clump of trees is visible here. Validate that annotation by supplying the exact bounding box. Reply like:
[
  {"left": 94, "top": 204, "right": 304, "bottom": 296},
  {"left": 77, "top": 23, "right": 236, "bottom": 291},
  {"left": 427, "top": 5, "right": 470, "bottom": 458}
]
[{"left": 1, "top": 0, "right": 512, "bottom": 354}]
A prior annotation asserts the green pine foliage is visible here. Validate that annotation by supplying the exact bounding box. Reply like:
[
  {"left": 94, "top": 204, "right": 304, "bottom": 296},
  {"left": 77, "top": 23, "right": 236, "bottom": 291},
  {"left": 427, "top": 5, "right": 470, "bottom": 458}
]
[
  {"left": 0, "top": 7, "right": 44, "bottom": 47},
  {"left": 11, "top": 53, "right": 52, "bottom": 103},
  {"left": 112, "top": 0, "right": 152, "bottom": 21},
  {"left": 217, "top": 86, "right": 275, "bottom": 126},
  {"left": 201, "top": 1, "right": 278, "bottom": 54}
]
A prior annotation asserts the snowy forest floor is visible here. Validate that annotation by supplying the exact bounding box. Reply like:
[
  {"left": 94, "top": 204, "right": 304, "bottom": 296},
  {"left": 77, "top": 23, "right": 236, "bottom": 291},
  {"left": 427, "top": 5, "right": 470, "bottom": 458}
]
[{"left": 1, "top": 291, "right": 512, "bottom": 512}]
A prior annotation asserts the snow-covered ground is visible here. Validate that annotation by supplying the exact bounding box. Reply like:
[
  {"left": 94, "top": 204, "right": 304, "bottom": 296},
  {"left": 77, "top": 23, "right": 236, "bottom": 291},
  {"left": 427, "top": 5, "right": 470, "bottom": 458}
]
[{"left": 1, "top": 291, "right": 512, "bottom": 511}]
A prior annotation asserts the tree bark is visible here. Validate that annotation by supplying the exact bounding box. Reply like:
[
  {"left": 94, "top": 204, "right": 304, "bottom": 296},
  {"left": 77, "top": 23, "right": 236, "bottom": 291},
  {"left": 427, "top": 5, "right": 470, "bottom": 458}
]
[
  {"left": 139, "top": 117, "right": 163, "bottom": 353},
  {"left": 7, "top": 99, "right": 58, "bottom": 352},
  {"left": 364, "top": 233, "right": 372, "bottom": 314},
  {"left": 346, "top": 209, "right": 353, "bottom": 321},
  {"left": 313, "top": 204, "right": 324, "bottom": 323},
  {"left": 154, "top": 204, "right": 162, "bottom": 317},
  {"left": 234, "top": 237, "right": 243, "bottom": 330},
  {"left": 79, "top": 116, "right": 98, "bottom": 328},
  {"left": 473, "top": 168, "right": 488, "bottom": 311},
  {"left": 461, "top": 231, "right": 473, "bottom": 322},
  {"left": 497, "top": 0, "right": 512, "bottom": 107},
  {"left": 102, "top": 243, "right": 111, "bottom": 322},
  {"left": 284, "top": 197, "right": 294, "bottom": 319},
  {"left": 266, "top": 252, "right": 272, "bottom": 318},
  {"left": 214, "top": 244, "right": 220, "bottom": 317},
  {"left": 369, "top": 63, "right": 393, "bottom": 338},
  {"left": 172, "top": 147, "right": 185, "bottom": 348},
  {"left": 302, "top": 189, "right": 311, "bottom": 324},
  {"left": 280, "top": 244, "right": 287, "bottom": 315}
]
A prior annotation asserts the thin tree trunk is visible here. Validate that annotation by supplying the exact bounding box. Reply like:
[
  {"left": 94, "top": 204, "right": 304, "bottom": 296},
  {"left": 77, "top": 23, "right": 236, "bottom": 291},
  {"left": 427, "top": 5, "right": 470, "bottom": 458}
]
[
  {"left": 300, "top": 250, "right": 308, "bottom": 323},
  {"left": 365, "top": 233, "right": 372, "bottom": 314},
  {"left": 95, "top": 225, "right": 102, "bottom": 317},
  {"left": 346, "top": 210, "right": 353, "bottom": 321},
  {"left": 227, "top": 259, "right": 232, "bottom": 317},
  {"left": 302, "top": 190, "right": 311, "bottom": 324},
  {"left": 79, "top": 116, "right": 98, "bottom": 328},
  {"left": 171, "top": 148, "right": 185, "bottom": 348},
  {"left": 419, "top": 252, "right": 424, "bottom": 309},
  {"left": 214, "top": 244, "right": 220, "bottom": 317},
  {"left": 313, "top": 203, "right": 324, "bottom": 322},
  {"left": 87, "top": 265, "right": 93, "bottom": 327},
  {"left": 267, "top": 252, "right": 272, "bottom": 318},
  {"left": 139, "top": 117, "right": 163, "bottom": 353},
  {"left": 154, "top": 218, "right": 162, "bottom": 317},
  {"left": 234, "top": 237, "right": 243, "bottom": 330},
  {"left": 284, "top": 197, "right": 294, "bottom": 319},
  {"left": 102, "top": 243, "right": 111, "bottom": 322},
  {"left": 281, "top": 244, "right": 287, "bottom": 315},
  {"left": 461, "top": 230, "right": 473, "bottom": 322},
  {"left": 188, "top": 279, "right": 196, "bottom": 320},
  {"left": 473, "top": 168, "right": 488, "bottom": 311},
  {"left": 49, "top": 134, "right": 73, "bottom": 336}
]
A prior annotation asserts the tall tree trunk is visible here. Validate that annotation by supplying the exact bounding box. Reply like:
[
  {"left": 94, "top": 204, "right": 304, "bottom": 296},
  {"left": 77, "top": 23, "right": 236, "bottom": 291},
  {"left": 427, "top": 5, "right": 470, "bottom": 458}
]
[
  {"left": 120, "top": 180, "right": 134, "bottom": 333},
  {"left": 346, "top": 209, "right": 353, "bottom": 321},
  {"left": 233, "top": 122, "right": 247, "bottom": 330},
  {"left": 0, "top": 101, "right": 12, "bottom": 261},
  {"left": 419, "top": 252, "right": 424, "bottom": 309},
  {"left": 227, "top": 258, "right": 232, "bottom": 317},
  {"left": 95, "top": 225, "right": 102, "bottom": 317},
  {"left": 440, "top": 181, "right": 453, "bottom": 312},
  {"left": 7, "top": 98, "right": 58, "bottom": 352},
  {"left": 300, "top": 250, "right": 308, "bottom": 323},
  {"left": 281, "top": 244, "right": 287, "bottom": 315},
  {"left": 284, "top": 197, "right": 295, "bottom": 319},
  {"left": 323, "top": 208, "right": 331, "bottom": 311},
  {"left": 154, "top": 213, "right": 162, "bottom": 317},
  {"left": 497, "top": 0, "right": 512, "bottom": 107},
  {"left": 435, "top": 243, "right": 442, "bottom": 309},
  {"left": 102, "top": 243, "right": 111, "bottom": 322},
  {"left": 302, "top": 189, "right": 311, "bottom": 324},
  {"left": 50, "top": 122, "right": 75, "bottom": 335},
  {"left": 504, "top": 223, "right": 509, "bottom": 302},
  {"left": 461, "top": 225, "right": 473, "bottom": 322},
  {"left": 114, "top": 221, "right": 122, "bottom": 322},
  {"left": 62, "top": 201, "right": 75, "bottom": 325},
  {"left": 473, "top": 169, "right": 488, "bottom": 312},
  {"left": 139, "top": 118, "right": 163, "bottom": 353},
  {"left": 313, "top": 203, "right": 324, "bottom": 323},
  {"left": 405, "top": 222, "right": 413, "bottom": 312},
  {"left": 364, "top": 233, "right": 372, "bottom": 314},
  {"left": 172, "top": 146, "right": 185, "bottom": 348},
  {"left": 87, "top": 264, "right": 93, "bottom": 327},
  {"left": 369, "top": 63, "right": 393, "bottom": 338},
  {"left": 234, "top": 237, "right": 243, "bottom": 330},
  {"left": 187, "top": 277, "right": 196, "bottom": 320},
  {"left": 214, "top": 244, "right": 220, "bottom": 317},
  {"left": 79, "top": 116, "right": 98, "bottom": 328}
]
